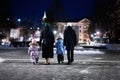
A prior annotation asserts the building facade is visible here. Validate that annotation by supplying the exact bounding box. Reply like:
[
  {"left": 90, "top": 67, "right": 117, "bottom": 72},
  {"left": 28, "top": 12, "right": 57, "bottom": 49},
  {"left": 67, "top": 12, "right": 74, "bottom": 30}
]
[{"left": 56, "top": 18, "right": 91, "bottom": 43}]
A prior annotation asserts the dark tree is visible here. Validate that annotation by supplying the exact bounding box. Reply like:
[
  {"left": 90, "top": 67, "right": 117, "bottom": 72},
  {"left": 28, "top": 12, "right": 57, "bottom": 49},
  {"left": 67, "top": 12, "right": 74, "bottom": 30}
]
[
  {"left": 89, "top": 0, "right": 120, "bottom": 43},
  {"left": 106, "top": 0, "right": 120, "bottom": 43}
]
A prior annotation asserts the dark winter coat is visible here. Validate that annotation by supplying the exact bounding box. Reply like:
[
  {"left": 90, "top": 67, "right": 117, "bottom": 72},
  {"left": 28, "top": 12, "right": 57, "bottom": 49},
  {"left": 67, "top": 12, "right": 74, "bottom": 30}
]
[
  {"left": 64, "top": 26, "right": 77, "bottom": 50},
  {"left": 40, "top": 26, "right": 55, "bottom": 58}
]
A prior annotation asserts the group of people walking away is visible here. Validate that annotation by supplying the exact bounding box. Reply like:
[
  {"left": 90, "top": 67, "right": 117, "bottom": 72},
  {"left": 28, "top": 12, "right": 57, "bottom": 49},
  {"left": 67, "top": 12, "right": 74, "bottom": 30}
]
[{"left": 28, "top": 22, "right": 77, "bottom": 65}]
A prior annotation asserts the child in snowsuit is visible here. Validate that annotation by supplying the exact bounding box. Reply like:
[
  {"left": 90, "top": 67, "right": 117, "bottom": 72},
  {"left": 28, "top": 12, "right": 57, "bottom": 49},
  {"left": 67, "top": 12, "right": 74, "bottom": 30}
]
[
  {"left": 55, "top": 36, "right": 65, "bottom": 64},
  {"left": 28, "top": 39, "right": 40, "bottom": 65}
]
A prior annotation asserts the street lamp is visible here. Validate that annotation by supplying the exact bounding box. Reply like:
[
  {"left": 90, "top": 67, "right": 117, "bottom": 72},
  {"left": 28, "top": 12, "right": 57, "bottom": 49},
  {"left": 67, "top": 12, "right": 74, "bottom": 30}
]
[
  {"left": 17, "top": 18, "right": 21, "bottom": 22},
  {"left": 17, "top": 18, "right": 21, "bottom": 26},
  {"left": 30, "top": 27, "right": 33, "bottom": 35},
  {"left": 95, "top": 31, "right": 102, "bottom": 43},
  {"left": 30, "top": 27, "right": 32, "bottom": 30},
  {"left": 91, "top": 34, "right": 94, "bottom": 41},
  {"left": 7, "top": 18, "right": 10, "bottom": 21},
  {"left": 53, "top": 30, "right": 57, "bottom": 35},
  {"left": 96, "top": 31, "right": 100, "bottom": 35},
  {"left": 37, "top": 27, "right": 40, "bottom": 30},
  {"left": 91, "top": 34, "right": 94, "bottom": 37}
]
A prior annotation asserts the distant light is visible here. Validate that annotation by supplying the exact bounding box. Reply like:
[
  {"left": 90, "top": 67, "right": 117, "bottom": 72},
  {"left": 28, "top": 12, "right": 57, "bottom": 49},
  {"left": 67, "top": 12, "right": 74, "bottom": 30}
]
[
  {"left": 7, "top": 18, "right": 9, "bottom": 20},
  {"left": 53, "top": 30, "right": 57, "bottom": 35},
  {"left": 30, "top": 27, "right": 32, "bottom": 29},
  {"left": 91, "top": 34, "right": 94, "bottom": 37},
  {"left": 17, "top": 18, "right": 21, "bottom": 22},
  {"left": 0, "top": 32, "right": 2, "bottom": 34},
  {"left": 37, "top": 27, "right": 40, "bottom": 30},
  {"left": 67, "top": 23, "right": 72, "bottom": 26},
  {"left": 43, "top": 11, "right": 47, "bottom": 19},
  {"left": 96, "top": 31, "right": 100, "bottom": 35}
]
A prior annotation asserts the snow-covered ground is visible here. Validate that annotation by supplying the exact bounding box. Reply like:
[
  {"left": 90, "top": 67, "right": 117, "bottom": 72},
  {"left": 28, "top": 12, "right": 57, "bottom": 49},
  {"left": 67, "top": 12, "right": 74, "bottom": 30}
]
[
  {"left": 0, "top": 43, "right": 120, "bottom": 51},
  {"left": 105, "top": 44, "right": 120, "bottom": 50}
]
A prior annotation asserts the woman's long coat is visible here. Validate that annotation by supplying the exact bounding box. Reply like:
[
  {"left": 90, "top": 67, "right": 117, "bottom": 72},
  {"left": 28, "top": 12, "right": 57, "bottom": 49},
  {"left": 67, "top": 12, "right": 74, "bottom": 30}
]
[
  {"left": 64, "top": 26, "right": 77, "bottom": 50},
  {"left": 40, "top": 26, "right": 55, "bottom": 58}
]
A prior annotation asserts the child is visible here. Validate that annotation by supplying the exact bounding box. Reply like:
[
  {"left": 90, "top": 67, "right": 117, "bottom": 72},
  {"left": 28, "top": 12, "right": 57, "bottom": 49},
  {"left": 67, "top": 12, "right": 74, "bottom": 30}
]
[
  {"left": 28, "top": 39, "right": 40, "bottom": 65},
  {"left": 55, "top": 36, "right": 65, "bottom": 64}
]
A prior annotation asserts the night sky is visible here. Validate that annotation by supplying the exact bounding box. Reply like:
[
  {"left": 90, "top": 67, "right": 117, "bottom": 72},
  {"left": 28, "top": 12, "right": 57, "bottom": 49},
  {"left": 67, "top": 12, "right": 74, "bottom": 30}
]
[
  {"left": 0, "top": 0, "right": 115, "bottom": 27},
  {"left": 11, "top": 0, "right": 95, "bottom": 20}
]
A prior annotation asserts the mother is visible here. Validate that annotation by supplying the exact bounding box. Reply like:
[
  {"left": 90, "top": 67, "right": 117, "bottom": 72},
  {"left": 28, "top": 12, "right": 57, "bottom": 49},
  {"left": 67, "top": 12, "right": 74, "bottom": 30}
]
[{"left": 40, "top": 23, "right": 55, "bottom": 64}]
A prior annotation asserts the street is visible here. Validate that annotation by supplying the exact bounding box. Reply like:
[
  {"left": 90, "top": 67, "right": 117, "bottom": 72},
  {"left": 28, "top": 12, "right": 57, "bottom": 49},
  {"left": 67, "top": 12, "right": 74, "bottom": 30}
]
[{"left": 0, "top": 48, "right": 120, "bottom": 80}]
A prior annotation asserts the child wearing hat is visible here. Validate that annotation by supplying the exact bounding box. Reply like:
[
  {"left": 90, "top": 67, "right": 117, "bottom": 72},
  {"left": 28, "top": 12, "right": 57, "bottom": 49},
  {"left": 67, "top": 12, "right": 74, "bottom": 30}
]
[
  {"left": 55, "top": 35, "right": 65, "bottom": 64},
  {"left": 28, "top": 39, "right": 40, "bottom": 65}
]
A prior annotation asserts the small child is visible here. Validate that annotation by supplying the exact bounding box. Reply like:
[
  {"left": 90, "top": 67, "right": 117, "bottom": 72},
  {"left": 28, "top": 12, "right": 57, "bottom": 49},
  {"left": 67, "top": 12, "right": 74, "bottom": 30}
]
[
  {"left": 28, "top": 39, "right": 40, "bottom": 65},
  {"left": 55, "top": 36, "right": 65, "bottom": 64}
]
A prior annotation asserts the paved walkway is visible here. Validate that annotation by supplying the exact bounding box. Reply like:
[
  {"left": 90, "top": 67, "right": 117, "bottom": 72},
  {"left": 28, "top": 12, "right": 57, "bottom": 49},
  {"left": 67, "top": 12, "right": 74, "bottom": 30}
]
[{"left": 0, "top": 49, "right": 120, "bottom": 80}]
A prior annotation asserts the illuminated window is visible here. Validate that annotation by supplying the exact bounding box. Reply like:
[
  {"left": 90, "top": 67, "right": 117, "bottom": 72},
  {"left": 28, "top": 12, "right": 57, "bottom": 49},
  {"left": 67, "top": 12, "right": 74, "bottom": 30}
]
[
  {"left": 83, "top": 30, "right": 87, "bottom": 33},
  {"left": 83, "top": 26, "right": 87, "bottom": 29},
  {"left": 83, "top": 39, "right": 87, "bottom": 42},
  {"left": 79, "top": 34, "right": 81, "bottom": 37},
  {"left": 79, "top": 30, "right": 81, "bottom": 32},
  {"left": 84, "top": 34, "right": 88, "bottom": 38}
]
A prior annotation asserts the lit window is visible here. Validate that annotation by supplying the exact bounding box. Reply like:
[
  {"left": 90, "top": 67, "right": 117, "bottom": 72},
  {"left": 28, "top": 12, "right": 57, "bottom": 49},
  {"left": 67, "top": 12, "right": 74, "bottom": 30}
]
[
  {"left": 83, "top": 30, "right": 87, "bottom": 33},
  {"left": 79, "top": 35, "right": 81, "bottom": 37},
  {"left": 84, "top": 26, "right": 87, "bottom": 29},
  {"left": 84, "top": 39, "right": 87, "bottom": 42},
  {"left": 84, "top": 34, "right": 88, "bottom": 38}
]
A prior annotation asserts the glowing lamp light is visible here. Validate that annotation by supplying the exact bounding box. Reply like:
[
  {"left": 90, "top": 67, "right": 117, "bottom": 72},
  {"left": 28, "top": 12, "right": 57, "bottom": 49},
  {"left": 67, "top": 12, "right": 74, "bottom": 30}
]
[
  {"left": 91, "top": 34, "right": 94, "bottom": 37},
  {"left": 96, "top": 31, "right": 100, "bottom": 35},
  {"left": 53, "top": 30, "right": 57, "bottom": 35},
  {"left": 17, "top": 18, "right": 21, "bottom": 22},
  {"left": 37, "top": 27, "right": 40, "bottom": 30}
]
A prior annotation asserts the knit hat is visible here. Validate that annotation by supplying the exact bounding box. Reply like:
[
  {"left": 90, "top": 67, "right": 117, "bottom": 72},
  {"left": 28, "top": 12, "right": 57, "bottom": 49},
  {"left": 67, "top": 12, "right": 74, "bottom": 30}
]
[
  {"left": 29, "top": 39, "right": 38, "bottom": 46},
  {"left": 31, "top": 39, "right": 36, "bottom": 43}
]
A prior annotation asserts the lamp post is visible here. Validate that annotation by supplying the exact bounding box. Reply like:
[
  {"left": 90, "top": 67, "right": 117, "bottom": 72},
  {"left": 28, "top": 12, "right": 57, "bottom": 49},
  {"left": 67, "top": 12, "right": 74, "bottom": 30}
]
[
  {"left": 91, "top": 34, "right": 94, "bottom": 41},
  {"left": 96, "top": 31, "right": 103, "bottom": 43},
  {"left": 53, "top": 30, "right": 57, "bottom": 35},
  {"left": 17, "top": 18, "right": 21, "bottom": 26},
  {"left": 53, "top": 30, "right": 57, "bottom": 37}
]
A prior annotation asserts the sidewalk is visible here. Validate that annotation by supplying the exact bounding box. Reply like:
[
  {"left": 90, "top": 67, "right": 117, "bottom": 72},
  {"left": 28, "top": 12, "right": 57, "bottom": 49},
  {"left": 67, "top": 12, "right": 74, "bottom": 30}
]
[
  {"left": 0, "top": 45, "right": 28, "bottom": 50},
  {"left": 79, "top": 43, "right": 120, "bottom": 51},
  {"left": 0, "top": 49, "right": 120, "bottom": 80}
]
